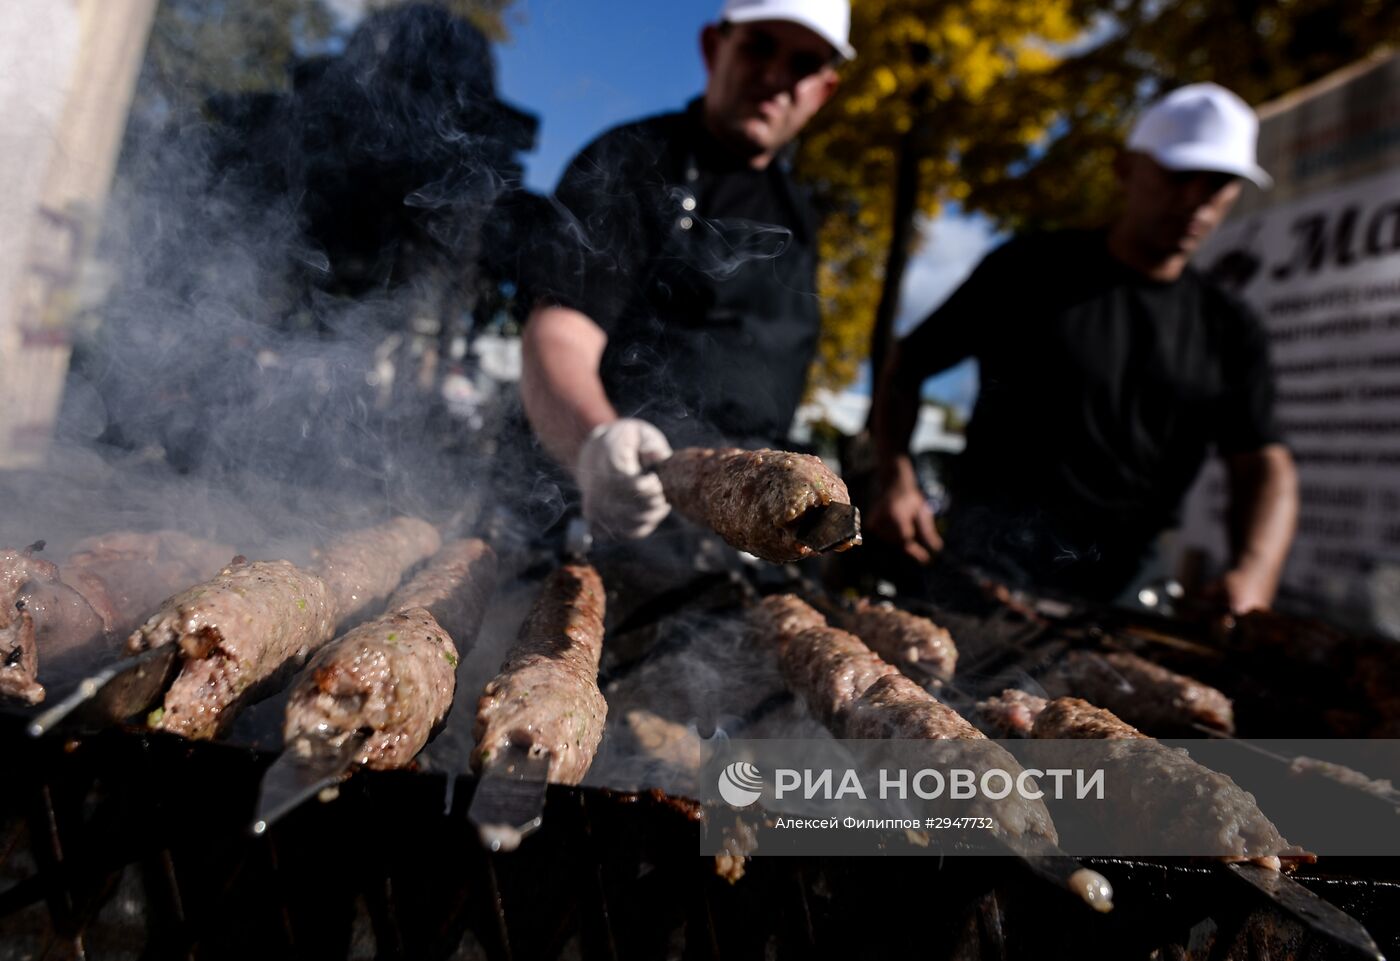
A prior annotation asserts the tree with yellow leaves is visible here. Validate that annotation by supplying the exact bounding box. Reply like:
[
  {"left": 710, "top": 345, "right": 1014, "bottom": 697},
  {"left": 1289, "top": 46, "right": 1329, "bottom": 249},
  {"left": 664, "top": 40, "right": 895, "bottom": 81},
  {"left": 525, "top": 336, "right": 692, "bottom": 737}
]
[
  {"left": 797, "top": 0, "right": 1400, "bottom": 398},
  {"left": 797, "top": 0, "right": 1079, "bottom": 396}
]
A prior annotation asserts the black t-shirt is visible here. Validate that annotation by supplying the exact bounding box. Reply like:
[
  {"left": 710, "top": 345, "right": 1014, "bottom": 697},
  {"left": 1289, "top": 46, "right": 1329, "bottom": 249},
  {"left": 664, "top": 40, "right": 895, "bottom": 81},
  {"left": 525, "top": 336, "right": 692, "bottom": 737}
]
[
  {"left": 531, "top": 100, "right": 822, "bottom": 447},
  {"left": 900, "top": 229, "right": 1280, "bottom": 596}
]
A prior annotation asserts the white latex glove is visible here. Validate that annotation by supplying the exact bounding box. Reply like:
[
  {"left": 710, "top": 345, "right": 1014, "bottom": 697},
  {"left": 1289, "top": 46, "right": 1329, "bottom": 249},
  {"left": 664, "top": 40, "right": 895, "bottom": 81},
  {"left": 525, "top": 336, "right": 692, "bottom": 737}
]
[{"left": 575, "top": 418, "right": 673, "bottom": 539}]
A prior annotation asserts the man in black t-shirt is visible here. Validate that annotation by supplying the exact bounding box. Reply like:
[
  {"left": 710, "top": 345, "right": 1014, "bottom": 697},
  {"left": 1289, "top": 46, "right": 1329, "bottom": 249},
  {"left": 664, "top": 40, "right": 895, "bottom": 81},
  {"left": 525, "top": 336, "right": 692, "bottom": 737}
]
[
  {"left": 521, "top": 0, "right": 853, "bottom": 539},
  {"left": 870, "top": 84, "right": 1298, "bottom": 610}
]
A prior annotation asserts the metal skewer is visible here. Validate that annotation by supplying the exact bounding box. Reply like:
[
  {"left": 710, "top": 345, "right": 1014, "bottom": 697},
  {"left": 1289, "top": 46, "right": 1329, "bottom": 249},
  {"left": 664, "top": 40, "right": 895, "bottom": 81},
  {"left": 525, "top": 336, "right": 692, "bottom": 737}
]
[
  {"left": 251, "top": 730, "right": 370, "bottom": 836},
  {"left": 1226, "top": 862, "right": 1386, "bottom": 960},
  {"left": 790, "top": 502, "right": 861, "bottom": 554},
  {"left": 1190, "top": 723, "right": 1400, "bottom": 812},
  {"left": 27, "top": 645, "right": 178, "bottom": 738},
  {"left": 467, "top": 746, "right": 551, "bottom": 853}
]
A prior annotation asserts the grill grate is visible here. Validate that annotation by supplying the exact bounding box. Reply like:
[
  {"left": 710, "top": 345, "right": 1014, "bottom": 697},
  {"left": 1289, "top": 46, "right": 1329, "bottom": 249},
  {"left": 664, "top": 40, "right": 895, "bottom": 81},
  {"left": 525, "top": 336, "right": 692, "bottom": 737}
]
[
  {"left": 4, "top": 562, "right": 1399, "bottom": 960},
  {"left": 4, "top": 712, "right": 1399, "bottom": 960}
]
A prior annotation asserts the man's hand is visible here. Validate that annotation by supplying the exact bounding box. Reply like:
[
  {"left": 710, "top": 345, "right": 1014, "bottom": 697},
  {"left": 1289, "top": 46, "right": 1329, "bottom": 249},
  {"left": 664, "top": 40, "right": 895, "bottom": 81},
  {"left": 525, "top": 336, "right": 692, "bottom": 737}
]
[
  {"left": 1213, "top": 444, "right": 1297, "bottom": 615},
  {"left": 575, "top": 419, "right": 673, "bottom": 539},
  {"left": 1203, "top": 565, "right": 1275, "bottom": 615},
  {"left": 868, "top": 470, "right": 942, "bottom": 564}
]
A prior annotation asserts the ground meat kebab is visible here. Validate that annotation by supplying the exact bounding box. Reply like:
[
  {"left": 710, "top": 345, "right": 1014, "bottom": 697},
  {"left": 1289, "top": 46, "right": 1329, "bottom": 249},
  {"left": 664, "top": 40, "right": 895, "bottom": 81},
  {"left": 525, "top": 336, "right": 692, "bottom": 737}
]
[
  {"left": 1051, "top": 649, "right": 1235, "bottom": 735},
  {"left": 978, "top": 690, "right": 1307, "bottom": 868},
  {"left": 474, "top": 562, "right": 608, "bottom": 785},
  {"left": 1, "top": 531, "right": 234, "bottom": 704},
  {"left": 834, "top": 597, "right": 958, "bottom": 683},
  {"left": 753, "top": 594, "right": 1059, "bottom": 846},
  {"left": 655, "top": 448, "right": 860, "bottom": 563},
  {"left": 284, "top": 539, "right": 497, "bottom": 770},
  {"left": 131, "top": 518, "right": 439, "bottom": 739}
]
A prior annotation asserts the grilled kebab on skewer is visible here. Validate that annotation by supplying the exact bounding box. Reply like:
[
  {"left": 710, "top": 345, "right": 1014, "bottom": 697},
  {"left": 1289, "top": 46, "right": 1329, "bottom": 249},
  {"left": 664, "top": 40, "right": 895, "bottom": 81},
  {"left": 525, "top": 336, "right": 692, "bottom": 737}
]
[
  {"left": 284, "top": 539, "right": 497, "bottom": 770},
  {"left": 977, "top": 690, "right": 1307, "bottom": 868},
  {"left": 382, "top": 538, "right": 497, "bottom": 642},
  {"left": 0, "top": 548, "right": 83, "bottom": 704},
  {"left": 130, "top": 518, "right": 440, "bottom": 740},
  {"left": 831, "top": 598, "right": 958, "bottom": 684},
  {"left": 1050, "top": 649, "right": 1234, "bottom": 735},
  {"left": 309, "top": 516, "right": 443, "bottom": 623},
  {"left": 130, "top": 558, "right": 336, "bottom": 738},
  {"left": 844, "top": 673, "right": 983, "bottom": 739},
  {"left": 473, "top": 562, "right": 608, "bottom": 785},
  {"left": 284, "top": 608, "right": 457, "bottom": 769},
  {"left": 63, "top": 530, "right": 237, "bottom": 636},
  {"left": 654, "top": 448, "right": 860, "bottom": 563},
  {"left": 752, "top": 595, "right": 1059, "bottom": 846},
  {"left": 2, "top": 532, "right": 235, "bottom": 705},
  {"left": 749, "top": 592, "right": 828, "bottom": 639},
  {"left": 756, "top": 595, "right": 898, "bottom": 730}
]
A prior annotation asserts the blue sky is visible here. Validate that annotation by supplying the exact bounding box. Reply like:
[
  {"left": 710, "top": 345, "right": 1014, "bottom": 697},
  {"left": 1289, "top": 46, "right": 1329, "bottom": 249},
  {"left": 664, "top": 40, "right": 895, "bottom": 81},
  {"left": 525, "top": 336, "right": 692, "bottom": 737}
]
[
  {"left": 495, "top": 0, "right": 716, "bottom": 193},
  {"left": 492, "top": 0, "right": 989, "bottom": 412}
]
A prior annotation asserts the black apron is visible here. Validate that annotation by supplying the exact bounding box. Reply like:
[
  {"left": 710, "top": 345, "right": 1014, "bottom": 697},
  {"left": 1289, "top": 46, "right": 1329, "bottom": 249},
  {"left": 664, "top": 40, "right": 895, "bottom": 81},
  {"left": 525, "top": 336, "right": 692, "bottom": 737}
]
[{"left": 599, "top": 139, "right": 822, "bottom": 450}]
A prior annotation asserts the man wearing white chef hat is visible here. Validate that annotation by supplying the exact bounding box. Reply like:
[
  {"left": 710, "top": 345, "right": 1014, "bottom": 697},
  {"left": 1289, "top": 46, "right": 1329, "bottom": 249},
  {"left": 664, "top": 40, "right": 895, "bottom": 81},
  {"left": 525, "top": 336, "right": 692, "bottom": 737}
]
[{"left": 871, "top": 83, "right": 1298, "bottom": 614}]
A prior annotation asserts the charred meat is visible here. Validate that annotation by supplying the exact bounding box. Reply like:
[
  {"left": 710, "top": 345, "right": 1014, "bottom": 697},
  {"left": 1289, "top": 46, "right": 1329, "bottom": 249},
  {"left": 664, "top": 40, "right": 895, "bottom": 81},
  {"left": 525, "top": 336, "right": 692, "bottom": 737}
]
[
  {"left": 1053, "top": 650, "right": 1234, "bottom": 735},
  {"left": 285, "top": 608, "right": 460, "bottom": 769},
  {"left": 0, "top": 600, "right": 40, "bottom": 704},
  {"left": 1, "top": 550, "right": 61, "bottom": 703},
  {"left": 655, "top": 448, "right": 859, "bottom": 563},
  {"left": 474, "top": 563, "right": 608, "bottom": 785},
  {"left": 1, "top": 532, "right": 233, "bottom": 705},
  {"left": 134, "top": 519, "right": 439, "bottom": 740},
  {"left": 283, "top": 539, "right": 498, "bottom": 770},
  {"left": 975, "top": 688, "right": 1047, "bottom": 738},
  {"left": 1, "top": 547, "right": 117, "bottom": 704},
  {"left": 131, "top": 558, "right": 337, "bottom": 739}
]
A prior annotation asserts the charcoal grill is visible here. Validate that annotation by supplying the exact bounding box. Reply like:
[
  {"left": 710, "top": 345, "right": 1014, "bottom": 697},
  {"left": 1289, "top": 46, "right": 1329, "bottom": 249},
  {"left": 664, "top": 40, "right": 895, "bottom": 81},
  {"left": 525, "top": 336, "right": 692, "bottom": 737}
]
[
  {"left": 4, "top": 715, "right": 1399, "bottom": 961},
  {"left": 3, "top": 553, "right": 1398, "bottom": 960}
]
